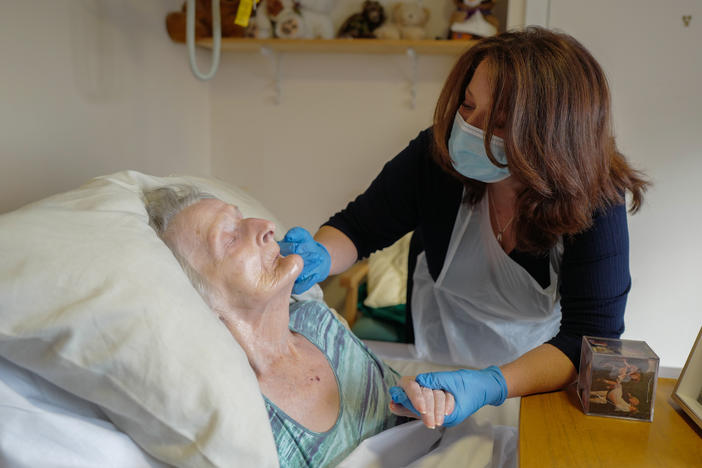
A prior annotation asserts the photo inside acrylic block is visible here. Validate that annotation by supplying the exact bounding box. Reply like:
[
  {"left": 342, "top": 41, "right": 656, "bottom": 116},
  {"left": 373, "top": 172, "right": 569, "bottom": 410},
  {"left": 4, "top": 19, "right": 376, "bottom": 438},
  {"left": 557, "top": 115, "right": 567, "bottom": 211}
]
[{"left": 577, "top": 336, "right": 659, "bottom": 421}]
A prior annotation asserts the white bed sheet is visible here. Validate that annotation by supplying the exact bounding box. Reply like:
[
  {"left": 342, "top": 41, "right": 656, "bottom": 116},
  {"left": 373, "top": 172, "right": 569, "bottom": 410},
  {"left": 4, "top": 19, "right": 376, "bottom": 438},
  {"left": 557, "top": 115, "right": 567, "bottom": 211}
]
[
  {"left": 339, "top": 418, "right": 517, "bottom": 468},
  {"left": 350, "top": 341, "right": 520, "bottom": 468},
  {"left": 0, "top": 356, "right": 167, "bottom": 468}
]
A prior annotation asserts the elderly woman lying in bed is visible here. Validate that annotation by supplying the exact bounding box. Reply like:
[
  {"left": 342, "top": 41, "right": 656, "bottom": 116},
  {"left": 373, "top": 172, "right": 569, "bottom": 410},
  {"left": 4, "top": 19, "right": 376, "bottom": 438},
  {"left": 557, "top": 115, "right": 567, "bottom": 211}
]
[{"left": 143, "top": 186, "right": 454, "bottom": 468}]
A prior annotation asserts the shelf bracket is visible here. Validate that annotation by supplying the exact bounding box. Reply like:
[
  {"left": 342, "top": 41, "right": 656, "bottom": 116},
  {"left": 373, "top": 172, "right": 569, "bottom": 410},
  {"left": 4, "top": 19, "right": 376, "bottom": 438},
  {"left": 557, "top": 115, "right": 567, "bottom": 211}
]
[
  {"left": 260, "top": 46, "right": 281, "bottom": 105},
  {"left": 406, "top": 47, "right": 417, "bottom": 109}
]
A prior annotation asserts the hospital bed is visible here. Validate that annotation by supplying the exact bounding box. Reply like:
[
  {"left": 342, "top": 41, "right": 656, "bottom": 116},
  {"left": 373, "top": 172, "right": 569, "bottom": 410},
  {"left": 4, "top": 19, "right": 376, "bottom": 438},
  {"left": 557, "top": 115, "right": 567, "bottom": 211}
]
[{"left": 0, "top": 171, "right": 518, "bottom": 467}]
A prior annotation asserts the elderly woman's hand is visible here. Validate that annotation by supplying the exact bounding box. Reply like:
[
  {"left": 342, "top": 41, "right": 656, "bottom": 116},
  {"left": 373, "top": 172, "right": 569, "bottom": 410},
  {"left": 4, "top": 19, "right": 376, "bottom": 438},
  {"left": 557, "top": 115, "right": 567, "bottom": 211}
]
[{"left": 388, "top": 376, "right": 455, "bottom": 429}]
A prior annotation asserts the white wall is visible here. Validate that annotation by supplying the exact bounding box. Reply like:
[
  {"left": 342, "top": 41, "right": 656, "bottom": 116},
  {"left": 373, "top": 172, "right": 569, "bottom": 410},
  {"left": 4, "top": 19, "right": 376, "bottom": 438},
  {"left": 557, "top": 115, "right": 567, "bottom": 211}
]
[
  {"left": 209, "top": 52, "right": 453, "bottom": 231},
  {"left": 0, "top": 0, "right": 211, "bottom": 213},
  {"left": 544, "top": 0, "right": 702, "bottom": 369}
]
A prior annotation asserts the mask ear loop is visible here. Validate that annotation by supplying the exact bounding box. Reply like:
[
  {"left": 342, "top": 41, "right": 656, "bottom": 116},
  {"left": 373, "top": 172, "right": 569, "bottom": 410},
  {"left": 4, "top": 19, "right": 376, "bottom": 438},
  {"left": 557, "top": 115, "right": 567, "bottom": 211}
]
[
  {"left": 407, "top": 48, "right": 417, "bottom": 109},
  {"left": 186, "top": 0, "right": 221, "bottom": 81},
  {"left": 486, "top": 74, "right": 510, "bottom": 169},
  {"left": 483, "top": 126, "right": 507, "bottom": 169}
]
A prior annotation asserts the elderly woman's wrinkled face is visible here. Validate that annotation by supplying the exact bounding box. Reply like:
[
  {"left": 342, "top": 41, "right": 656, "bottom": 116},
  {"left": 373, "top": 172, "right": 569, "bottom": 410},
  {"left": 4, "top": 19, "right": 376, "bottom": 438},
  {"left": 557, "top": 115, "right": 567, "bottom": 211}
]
[{"left": 164, "top": 199, "right": 302, "bottom": 309}]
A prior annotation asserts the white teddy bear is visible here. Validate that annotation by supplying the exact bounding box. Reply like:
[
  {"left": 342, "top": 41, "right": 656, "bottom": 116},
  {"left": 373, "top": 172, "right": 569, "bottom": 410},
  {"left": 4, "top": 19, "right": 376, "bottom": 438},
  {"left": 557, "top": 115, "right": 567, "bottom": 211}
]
[
  {"left": 299, "top": 0, "right": 338, "bottom": 39},
  {"left": 254, "top": 0, "right": 336, "bottom": 39},
  {"left": 254, "top": 0, "right": 305, "bottom": 39}
]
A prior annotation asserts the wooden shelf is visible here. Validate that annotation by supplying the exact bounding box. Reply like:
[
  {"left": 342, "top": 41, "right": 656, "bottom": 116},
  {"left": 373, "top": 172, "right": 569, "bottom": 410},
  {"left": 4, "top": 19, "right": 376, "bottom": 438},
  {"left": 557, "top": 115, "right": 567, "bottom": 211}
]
[{"left": 196, "top": 38, "right": 476, "bottom": 55}]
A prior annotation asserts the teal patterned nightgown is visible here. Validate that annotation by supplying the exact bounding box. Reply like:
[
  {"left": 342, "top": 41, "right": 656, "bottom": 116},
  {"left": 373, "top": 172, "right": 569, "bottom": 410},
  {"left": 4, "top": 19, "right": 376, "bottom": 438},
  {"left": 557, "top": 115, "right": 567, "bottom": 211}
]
[{"left": 264, "top": 301, "right": 405, "bottom": 468}]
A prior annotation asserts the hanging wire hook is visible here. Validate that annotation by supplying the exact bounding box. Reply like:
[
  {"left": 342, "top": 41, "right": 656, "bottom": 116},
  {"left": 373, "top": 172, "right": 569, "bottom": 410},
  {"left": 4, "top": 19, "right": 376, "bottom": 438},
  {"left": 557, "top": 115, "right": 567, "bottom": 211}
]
[
  {"left": 261, "top": 47, "right": 282, "bottom": 105},
  {"left": 406, "top": 47, "right": 417, "bottom": 109},
  {"left": 186, "top": 0, "right": 221, "bottom": 81}
]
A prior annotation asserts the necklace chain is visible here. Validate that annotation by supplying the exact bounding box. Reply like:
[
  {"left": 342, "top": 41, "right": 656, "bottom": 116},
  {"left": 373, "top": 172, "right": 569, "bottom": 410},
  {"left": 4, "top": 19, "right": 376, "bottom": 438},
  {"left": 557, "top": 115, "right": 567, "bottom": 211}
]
[{"left": 488, "top": 190, "right": 515, "bottom": 244}]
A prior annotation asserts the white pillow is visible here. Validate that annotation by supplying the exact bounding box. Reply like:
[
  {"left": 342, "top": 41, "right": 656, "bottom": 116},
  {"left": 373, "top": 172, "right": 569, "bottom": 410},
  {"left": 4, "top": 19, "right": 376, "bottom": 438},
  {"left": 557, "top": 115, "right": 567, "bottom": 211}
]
[
  {"left": 364, "top": 232, "right": 412, "bottom": 308},
  {"left": 0, "top": 356, "right": 169, "bottom": 468},
  {"left": 0, "top": 170, "right": 281, "bottom": 468}
]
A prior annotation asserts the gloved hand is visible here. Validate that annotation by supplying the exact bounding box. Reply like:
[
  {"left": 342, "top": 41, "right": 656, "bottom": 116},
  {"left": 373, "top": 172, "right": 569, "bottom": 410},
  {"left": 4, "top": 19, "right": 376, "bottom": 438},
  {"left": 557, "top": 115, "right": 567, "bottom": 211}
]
[
  {"left": 277, "top": 226, "right": 331, "bottom": 295},
  {"left": 389, "top": 386, "right": 420, "bottom": 415},
  {"left": 390, "top": 366, "right": 508, "bottom": 428}
]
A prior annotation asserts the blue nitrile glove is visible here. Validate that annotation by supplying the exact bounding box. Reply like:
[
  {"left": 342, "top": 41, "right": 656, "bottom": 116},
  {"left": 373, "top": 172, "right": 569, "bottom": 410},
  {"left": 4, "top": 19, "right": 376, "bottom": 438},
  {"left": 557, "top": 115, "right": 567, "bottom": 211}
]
[
  {"left": 389, "top": 367, "right": 508, "bottom": 427},
  {"left": 414, "top": 366, "right": 508, "bottom": 427},
  {"left": 277, "top": 226, "right": 331, "bottom": 295},
  {"left": 389, "top": 386, "right": 421, "bottom": 418}
]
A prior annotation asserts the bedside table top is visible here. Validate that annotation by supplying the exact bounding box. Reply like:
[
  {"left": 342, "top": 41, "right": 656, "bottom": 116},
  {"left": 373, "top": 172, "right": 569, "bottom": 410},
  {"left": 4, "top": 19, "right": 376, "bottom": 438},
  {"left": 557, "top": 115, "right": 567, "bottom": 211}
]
[{"left": 519, "top": 378, "right": 702, "bottom": 468}]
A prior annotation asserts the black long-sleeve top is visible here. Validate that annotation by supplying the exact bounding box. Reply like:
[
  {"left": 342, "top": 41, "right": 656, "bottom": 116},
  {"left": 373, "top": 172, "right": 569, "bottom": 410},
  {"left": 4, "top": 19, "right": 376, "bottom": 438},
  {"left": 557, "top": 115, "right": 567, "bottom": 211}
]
[{"left": 324, "top": 128, "right": 630, "bottom": 369}]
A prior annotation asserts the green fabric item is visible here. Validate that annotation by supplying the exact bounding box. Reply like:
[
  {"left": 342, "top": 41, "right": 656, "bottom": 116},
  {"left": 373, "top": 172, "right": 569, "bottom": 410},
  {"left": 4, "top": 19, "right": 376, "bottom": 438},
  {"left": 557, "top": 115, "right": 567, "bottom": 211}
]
[
  {"left": 351, "top": 316, "right": 406, "bottom": 342},
  {"left": 352, "top": 283, "right": 407, "bottom": 342},
  {"left": 265, "top": 301, "right": 404, "bottom": 468}
]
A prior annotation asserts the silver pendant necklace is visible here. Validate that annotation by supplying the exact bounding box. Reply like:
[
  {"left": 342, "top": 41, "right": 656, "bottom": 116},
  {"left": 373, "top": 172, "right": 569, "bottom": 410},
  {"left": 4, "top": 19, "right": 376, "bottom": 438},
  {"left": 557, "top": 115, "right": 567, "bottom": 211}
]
[{"left": 489, "top": 190, "right": 515, "bottom": 244}]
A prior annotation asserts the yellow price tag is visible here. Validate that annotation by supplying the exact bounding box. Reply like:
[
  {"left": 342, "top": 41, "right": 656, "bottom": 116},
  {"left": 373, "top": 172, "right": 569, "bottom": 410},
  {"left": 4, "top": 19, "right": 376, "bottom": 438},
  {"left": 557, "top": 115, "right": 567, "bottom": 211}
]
[{"left": 234, "top": 0, "right": 254, "bottom": 27}]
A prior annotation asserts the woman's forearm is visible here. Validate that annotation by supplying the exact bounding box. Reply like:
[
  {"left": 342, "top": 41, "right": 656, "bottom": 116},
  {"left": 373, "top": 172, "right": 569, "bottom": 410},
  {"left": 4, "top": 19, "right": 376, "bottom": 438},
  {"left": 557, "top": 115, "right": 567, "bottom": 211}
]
[
  {"left": 314, "top": 225, "right": 359, "bottom": 275},
  {"left": 499, "top": 343, "right": 577, "bottom": 398}
]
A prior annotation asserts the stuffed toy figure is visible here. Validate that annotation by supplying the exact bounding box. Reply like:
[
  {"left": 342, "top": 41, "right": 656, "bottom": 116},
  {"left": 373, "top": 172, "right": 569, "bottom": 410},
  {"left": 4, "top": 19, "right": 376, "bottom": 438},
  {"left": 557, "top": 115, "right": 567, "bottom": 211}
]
[
  {"left": 337, "top": 0, "right": 385, "bottom": 38},
  {"left": 449, "top": 0, "right": 499, "bottom": 39},
  {"left": 254, "top": 0, "right": 306, "bottom": 38},
  {"left": 374, "top": 1, "right": 430, "bottom": 40},
  {"left": 166, "top": 0, "right": 251, "bottom": 41},
  {"left": 298, "top": 0, "right": 337, "bottom": 39}
]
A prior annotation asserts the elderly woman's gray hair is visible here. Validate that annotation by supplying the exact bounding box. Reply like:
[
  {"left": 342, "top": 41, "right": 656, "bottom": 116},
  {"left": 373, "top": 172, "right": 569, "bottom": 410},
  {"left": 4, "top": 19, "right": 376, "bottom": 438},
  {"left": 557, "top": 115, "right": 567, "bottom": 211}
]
[{"left": 143, "top": 185, "right": 217, "bottom": 306}]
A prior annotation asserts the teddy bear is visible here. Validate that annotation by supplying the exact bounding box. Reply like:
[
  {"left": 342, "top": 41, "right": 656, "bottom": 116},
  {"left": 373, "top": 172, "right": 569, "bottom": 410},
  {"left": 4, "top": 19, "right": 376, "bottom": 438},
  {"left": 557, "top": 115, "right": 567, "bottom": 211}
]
[
  {"left": 449, "top": 0, "right": 499, "bottom": 40},
  {"left": 253, "top": 0, "right": 306, "bottom": 39},
  {"left": 374, "top": 2, "right": 430, "bottom": 40},
  {"left": 337, "top": 0, "right": 385, "bottom": 39},
  {"left": 298, "top": 0, "right": 337, "bottom": 39},
  {"left": 166, "top": 0, "right": 252, "bottom": 42}
]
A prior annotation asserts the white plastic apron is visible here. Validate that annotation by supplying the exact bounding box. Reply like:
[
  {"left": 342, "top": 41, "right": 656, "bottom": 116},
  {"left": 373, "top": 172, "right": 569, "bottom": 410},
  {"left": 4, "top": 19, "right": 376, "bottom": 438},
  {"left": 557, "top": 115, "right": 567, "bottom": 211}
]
[{"left": 412, "top": 191, "right": 563, "bottom": 368}]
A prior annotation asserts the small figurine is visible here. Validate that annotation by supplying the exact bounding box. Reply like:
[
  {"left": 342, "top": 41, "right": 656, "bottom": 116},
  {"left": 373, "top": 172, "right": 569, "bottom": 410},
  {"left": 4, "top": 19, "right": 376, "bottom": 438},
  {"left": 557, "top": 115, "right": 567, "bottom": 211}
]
[
  {"left": 166, "top": 0, "right": 253, "bottom": 42},
  {"left": 299, "top": 0, "right": 338, "bottom": 39},
  {"left": 254, "top": 0, "right": 306, "bottom": 39},
  {"left": 337, "top": 0, "right": 385, "bottom": 39},
  {"left": 449, "top": 0, "right": 499, "bottom": 40},
  {"left": 374, "top": 2, "right": 430, "bottom": 41}
]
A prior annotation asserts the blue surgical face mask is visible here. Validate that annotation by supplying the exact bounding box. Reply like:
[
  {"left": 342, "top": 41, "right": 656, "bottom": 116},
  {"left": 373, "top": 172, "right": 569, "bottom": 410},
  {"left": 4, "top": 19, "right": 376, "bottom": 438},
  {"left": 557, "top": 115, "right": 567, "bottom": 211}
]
[{"left": 448, "top": 112, "right": 510, "bottom": 183}]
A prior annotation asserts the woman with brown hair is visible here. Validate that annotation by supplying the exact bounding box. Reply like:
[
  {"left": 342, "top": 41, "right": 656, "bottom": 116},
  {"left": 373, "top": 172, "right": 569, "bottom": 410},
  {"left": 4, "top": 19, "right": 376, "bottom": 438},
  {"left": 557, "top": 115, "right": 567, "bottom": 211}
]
[{"left": 279, "top": 26, "right": 649, "bottom": 427}]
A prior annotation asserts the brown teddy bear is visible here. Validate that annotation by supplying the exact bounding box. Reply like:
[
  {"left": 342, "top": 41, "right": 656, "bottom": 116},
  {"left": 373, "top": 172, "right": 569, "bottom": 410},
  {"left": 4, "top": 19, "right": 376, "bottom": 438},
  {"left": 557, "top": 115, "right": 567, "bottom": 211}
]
[
  {"left": 166, "top": 0, "right": 254, "bottom": 42},
  {"left": 373, "top": 2, "right": 430, "bottom": 40},
  {"left": 337, "top": 0, "right": 385, "bottom": 39}
]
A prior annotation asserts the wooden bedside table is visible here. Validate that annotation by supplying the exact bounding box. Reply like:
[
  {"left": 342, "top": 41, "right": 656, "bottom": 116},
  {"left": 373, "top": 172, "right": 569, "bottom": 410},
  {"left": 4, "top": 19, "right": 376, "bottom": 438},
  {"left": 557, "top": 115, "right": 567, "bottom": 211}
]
[{"left": 519, "top": 378, "right": 702, "bottom": 467}]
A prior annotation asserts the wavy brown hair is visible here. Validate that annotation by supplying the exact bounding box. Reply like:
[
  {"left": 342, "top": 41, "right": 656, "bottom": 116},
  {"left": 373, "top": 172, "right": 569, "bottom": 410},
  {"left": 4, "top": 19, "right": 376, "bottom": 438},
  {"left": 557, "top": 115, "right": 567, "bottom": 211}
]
[{"left": 433, "top": 27, "right": 649, "bottom": 253}]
